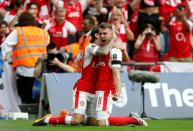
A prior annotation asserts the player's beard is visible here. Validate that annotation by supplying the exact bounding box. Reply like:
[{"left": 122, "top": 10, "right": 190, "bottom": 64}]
[{"left": 101, "top": 37, "right": 111, "bottom": 44}]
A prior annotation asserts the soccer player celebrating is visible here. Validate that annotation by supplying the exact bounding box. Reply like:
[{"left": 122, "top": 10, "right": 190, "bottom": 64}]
[
  {"left": 32, "top": 23, "right": 147, "bottom": 127},
  {"left": 32, "top": 25, "right": 113, "bottom": 126}
]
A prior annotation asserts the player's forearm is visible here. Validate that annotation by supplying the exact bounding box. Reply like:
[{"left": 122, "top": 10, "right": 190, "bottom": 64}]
[
  {"left": 95, "top": 47, "right": 109, "bottom": 56},
  {"left": 122, "top": 49, "right": 129, "bottom": 62},
  {"left": 112, "top": 68, "right": 121, "bottom": 95}
]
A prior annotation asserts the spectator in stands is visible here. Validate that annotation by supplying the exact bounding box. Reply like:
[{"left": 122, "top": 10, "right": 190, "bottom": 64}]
[
  {"left": 1, "top": 12, "right": 50, "bottom": 104},
  {"left": 104, "top": 0, "right": 115, "bottom": 13},
  {"left": 48, "top": 7, "right": 77, "bottom": 49},
  {"left": 27, "top": 2, "right": 43, "bottom": 27},
  {"left": 108, "top": 0, "right": 137, "bottom": 58},
  {"left": 167, "top": 5, "right": 193, "bottom": 62},
  {"left": 133, "top": 23, "right": 161, "bottom": 70},
  {"left": 34, "top": 43, "right": 75, "bottom": 78},
  {"left": 0, "top": 0, "right": 10, "bottom": 19},
  {"left": 132, "top": 0, "right": 160, "bottom": 34},
  {"left": 159, "top": 0, "right": 182, "bottom": 25},
  {"left": 75, "top": 15, "right": 95, "bottom": 72},
  {"left": 159, "top": 0, "right": 182, "bottom": 55},
  {"left": 108, "top": 7, "right": 134, "bottom": 50},
  {"left": 84, "top": 0, "right": 108, "bottom": 24},
  {"left": 4, "top": 0, "right": 25, "bottom": 29},
  {"left": 0, "top": 21, "right": 10, "bottom": 44},
  {"left": 24, "top": 0, "right": 55, "bottom": 21},
  {"left": 27, "top": 2, "right": 38, "bottom": 18},
  {"left": 61, "top": 0, "right": 97, "bottom": 30},
  {"left": 108, "top": 0, "right": 129, "bottom": 20},
  {"left": 126, "top": 1, "right": 140, "bottom": 58},
  {"left": 184, "top": 0, "right": 193, "bottom": 21}
]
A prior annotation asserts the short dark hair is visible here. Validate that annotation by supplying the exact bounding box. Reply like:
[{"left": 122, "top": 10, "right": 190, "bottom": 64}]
[
  {"left": 14, "top": 0, "right": 24, "bottom": 8},
  {"left": 18, "top": 12, "right": 36, "bottom": 26},
  {"left": 143, "top": 23, "right": 155, "bottom": 31},
  {"left": 98, "top": 22, "right": 112, "bottom": 30},
  {"left": 55, "top": 7, "right": 66, "bottom": 15},
  {"left": 177, "top": 4, "right": 185, "bottom": 11},
  {"left": 47, "top": 43, "right": 57, "bottom": 52},
  {"left": 90, "top": 25, "right": 99, "bottom": 43},
  {"left": 75, "top": 30, "right": 83, "bottom": 42},
  {"left": 0, "top": 21, "right": 8, "bottom": 27},
  {"left": 84, "top": 15, "right": 95, "bottom": 26},
  {"left": 27, "top": 2, "right": 38, "bottom": 10}
]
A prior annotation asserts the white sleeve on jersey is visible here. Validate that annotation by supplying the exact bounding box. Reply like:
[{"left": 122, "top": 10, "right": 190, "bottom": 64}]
[
  {"left": 86, "top": 43, "right": 100, "bottom": 55},
  {"left": 65, "top": 21, "right": 77, "bottom": 33},
  {"left": 79, "top": 0, "right": 87, "bottom": 12},
  {"left": 110, "top": 48, "right": 122, "bottom": 68},
  {"left": 83, "top": 43, "right": 99, "bottom": 68},
  {"left": 187, "top": 20, "right": 193, "bottom": 31}
]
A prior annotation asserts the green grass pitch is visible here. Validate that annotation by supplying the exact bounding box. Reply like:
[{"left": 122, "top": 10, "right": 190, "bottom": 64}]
[{"left": 0, "top": 119, "right": 193, "bottom": 131}]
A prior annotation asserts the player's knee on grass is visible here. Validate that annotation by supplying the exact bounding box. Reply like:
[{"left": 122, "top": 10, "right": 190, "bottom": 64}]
[
  {"left": 71, "top": 114, "right": 84, "bottom": 125},
  {"left": 96, "top": 119, "right": 107, "bottom": 126},
  {"left": 86, "top": 117, "right": 97, "bottom": 126},
  {"left": 96, "top": 111, "right": 110, "bottom": 126}
]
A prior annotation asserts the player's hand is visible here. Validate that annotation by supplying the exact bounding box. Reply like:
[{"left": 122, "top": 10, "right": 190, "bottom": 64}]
[
  {"left": 112, "top": 94, "right": 119, "bottom": 101},
  {"left": 112, "top": 95, "right": 118, "bottom": 101}
]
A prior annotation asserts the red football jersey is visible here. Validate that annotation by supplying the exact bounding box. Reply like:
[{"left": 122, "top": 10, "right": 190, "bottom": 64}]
[
  {"left": 49, "top": 21, "right": 76, "bottom": 48},
  {"left": 134, "top": 37, "right": 160, "bottom": 62},
  {"left": 169, "top": 19, "right": 192, "bottom": 58},
  {"left": 64, "top": 2, "right": 83, "bottom": 30},
  {"left": 75, "top": 43, "right": 99, "bottom": 94},
  {"left": 96, "top": 48, "right": 122, "bottom": 95}
]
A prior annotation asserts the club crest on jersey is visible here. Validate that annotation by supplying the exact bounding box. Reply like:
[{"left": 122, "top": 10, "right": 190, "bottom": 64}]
[
  {"left": 91, "top": 44, "right": 96, "bottom": 48},
  {"left": 92, "top": 62, "right": 98, "bottom": 68},
  {"left": 113, "top": 54, "right": 117, "bottom": 60},
  {"left": 80, "top": 101, "right": 85, "bottom": 106}
]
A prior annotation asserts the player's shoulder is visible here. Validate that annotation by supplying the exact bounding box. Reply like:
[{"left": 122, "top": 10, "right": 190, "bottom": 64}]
[
  {"left": 110, "top": 47, "right": 122, "bottom": 60},
  {"left": 86, "top": 43, "right": 98, "bottom": 49}
]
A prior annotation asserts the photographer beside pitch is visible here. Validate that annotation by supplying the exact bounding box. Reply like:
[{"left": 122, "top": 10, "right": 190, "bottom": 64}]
[{"left": 34, "top": 43, "right": 75, "bottom": 78}]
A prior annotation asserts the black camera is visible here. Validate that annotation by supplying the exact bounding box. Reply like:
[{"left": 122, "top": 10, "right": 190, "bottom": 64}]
[
  {"left": 177, "top": 5, "right": 185, "bottom": 11},
  {"left": 146, "top": 32, "right": 153, "bottom": 38},
  {"left": 47, "top": 53, "right": 55, "bottom": 61},
  {"left": 47, "top": 53, "right": 64, "bottom": 62}
]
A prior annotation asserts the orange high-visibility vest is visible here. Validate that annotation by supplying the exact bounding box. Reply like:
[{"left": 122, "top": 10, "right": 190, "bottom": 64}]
[
  {"left": 64, "top": 43, "right": 80, "bottom": 59},
  {"left": 78, "top": 34, "right": 92, "bottom": 51},
  {"left": 75, "top": 34, "right": 92, "bottom": 72},
  {"left": 12, "top": 26, "right": 49, "bottom": 68}
]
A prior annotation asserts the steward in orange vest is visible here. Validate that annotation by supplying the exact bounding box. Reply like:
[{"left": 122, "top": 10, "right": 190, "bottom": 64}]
[
  {"left": 1, "top": 12, "right": 50, "bottom": 104},
  {"left": 12, "top": 26, "right": 49, "bottom": 69}
]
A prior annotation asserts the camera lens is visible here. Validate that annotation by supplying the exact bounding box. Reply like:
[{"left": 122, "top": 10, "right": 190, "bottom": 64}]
[
  {"left": 48, "top": 53, "right": 55, "bottom": 60},
  {"left": 146, "top": 32, "right": 153, "bottom": 38}
]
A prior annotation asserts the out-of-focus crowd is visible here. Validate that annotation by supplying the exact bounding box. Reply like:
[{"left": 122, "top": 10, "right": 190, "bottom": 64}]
[{"left": 0, "top": 0, "right": 193, "bottom": 104}]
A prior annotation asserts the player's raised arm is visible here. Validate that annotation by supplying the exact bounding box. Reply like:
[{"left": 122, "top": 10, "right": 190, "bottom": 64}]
[{"left": 110, "top": 48, "right": 122, "bottom": 101}]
